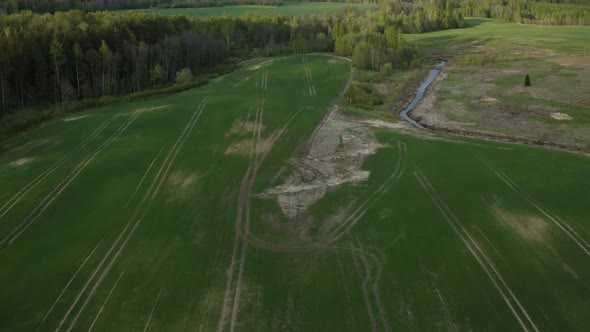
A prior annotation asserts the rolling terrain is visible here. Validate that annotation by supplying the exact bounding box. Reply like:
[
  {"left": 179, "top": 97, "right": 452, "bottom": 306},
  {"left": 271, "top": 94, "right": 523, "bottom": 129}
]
[
  {"left": 406, "top": 18, "right": 590, "bottom": 151},
  {"left": 0, "top": 50, "right": 589, "bottom": 332}
]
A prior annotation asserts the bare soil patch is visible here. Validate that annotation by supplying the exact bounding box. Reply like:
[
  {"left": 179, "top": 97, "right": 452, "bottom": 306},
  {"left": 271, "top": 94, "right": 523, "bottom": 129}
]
[
  {"left": 63, "top": 115, "right": 92, "bottom": 122},
  {"left": 9, "top": 157, "right": 35, "bottom": 167},
  {"left": 166, "top": 169, "right": 199, "bottom": 200},
  {"left": 226, "top": 117, "right": 265, "bottom": 137},
  {"left": 261, "top": 108, "right": 382, "bottom": 220},
  {"left": 548, "top": 57, "right": 590, "bottom": 68},
  {"left": 551, "top": 112, "right": 573, "bottom": 121},
  {"left": 224, "top": 131, "right": 277, "bottom": 157},
  {"left": 493, "top": 206, "right": 550, "bottom": 246}
]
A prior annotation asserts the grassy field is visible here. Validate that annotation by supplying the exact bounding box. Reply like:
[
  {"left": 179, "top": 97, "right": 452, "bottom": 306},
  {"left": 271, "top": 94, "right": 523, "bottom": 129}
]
[
  {"left": 119, "top": 1, "right": 375, "bottom": 18},
  {"left": 1, "top": 53, "right": 590, "bottom": 331},
  {"left": 405, "top": 18, "right": 590, "bottom": 150}
]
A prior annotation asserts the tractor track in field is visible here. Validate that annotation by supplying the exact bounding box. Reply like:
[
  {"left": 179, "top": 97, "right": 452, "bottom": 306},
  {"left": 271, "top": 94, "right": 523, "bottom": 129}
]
[
  {"left": 414, "top": 167, "right": 539, "bottom": 332},
  {"left": 261, "top": 69, "right": 269, "bottom": 91},
  {"left": 143, "top": 283, "right": 166, "bottom": 332},
  {"left": 35, "top": 240, "right": 103, "bottom": 332},
  {"left": 477, "top": 155, "right": 590, "bottom": 257},
  {"left": 355, "top": 239, "right": 391, "bottom": 332},
  {"left": 127, "top": 145, "right": 166, "bottom": 204},
  {"left": 87, "top": 256, "right": 133, "bottom": 332},
  {"left": 303, "top": 57, "right": 316, "bottom": 96},
  {"left": 351, "top": 240, "right": 378, "bottom": 332},
  {"left": 219, "top": 95, "right": 264, "bottom": 332},
  {"left": 329, "top": 141, "right": 406, "bottom": 240},
  {"left": 0, "top": 109, "right": 146, "bottom": 247},
  {"left": 219, "top": 96, "right": 307, "bottom": 332},
  {"left": 0, "top": 115, "right": 116, "bottom": 221},
  {"left": 57, "top": 98, "right": 210, "bottom": 332},
  {"left": 336, "top": 251, "right": 358, "bottom": 329}
]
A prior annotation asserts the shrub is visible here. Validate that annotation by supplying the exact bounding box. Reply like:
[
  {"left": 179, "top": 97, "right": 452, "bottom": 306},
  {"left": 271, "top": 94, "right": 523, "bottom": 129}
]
[{"left": 176, "top": 68, "right": 194, "bottom": 85}]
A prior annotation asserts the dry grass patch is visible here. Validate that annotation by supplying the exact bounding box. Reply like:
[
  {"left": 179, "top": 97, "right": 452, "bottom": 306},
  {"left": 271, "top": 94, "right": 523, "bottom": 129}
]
[
  {"left": 493, "top": 206, "right": 550, "bottom": 246},
  {"left": 167, "top": 169, "right": 199, "bottom": 201},
  {"left": 226, "top": 117, "right": 264, "bottom": 137}
]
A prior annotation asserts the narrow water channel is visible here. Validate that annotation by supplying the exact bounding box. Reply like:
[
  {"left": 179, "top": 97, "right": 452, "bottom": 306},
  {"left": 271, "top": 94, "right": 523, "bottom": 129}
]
[{"left": 401, "top": 61, "right": 445, "bottom": 128}]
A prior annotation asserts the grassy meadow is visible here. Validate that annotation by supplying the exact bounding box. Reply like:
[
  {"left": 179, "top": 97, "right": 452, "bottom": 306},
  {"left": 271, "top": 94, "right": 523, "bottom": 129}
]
[
  {"left": 405, "top": 18, "right": 590, "bottom": 150},
  {"left": 118, "top": 1, "right": 375, "bottom": 18},
  {"left": 0, "top": 52, "right": 589, "bottom": 331}
]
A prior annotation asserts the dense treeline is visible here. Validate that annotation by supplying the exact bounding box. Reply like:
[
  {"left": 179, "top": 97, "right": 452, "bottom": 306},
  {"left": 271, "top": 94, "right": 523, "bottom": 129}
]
[
  {"left": 0, "top": 0, "right": 282, "bottom": 13},
  {"left": 457, "top": 0, "right": 590, "bottom": 25},
  {"left": 0, "top": 0, "right": 470, "bottom": 117},
  {"left": 0, "top": 11, "right": 229, "bottom": 114}
]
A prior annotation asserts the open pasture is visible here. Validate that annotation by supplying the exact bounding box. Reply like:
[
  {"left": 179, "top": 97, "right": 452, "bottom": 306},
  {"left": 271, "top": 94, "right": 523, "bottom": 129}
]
[
  {"left": 0, "top": 53, "right": 589, "bottom": 331},
  {"left": 406, "top": 18, "right": 590, "bottom": 150},
  {"left": 118, "top": 1, "right": 375, "bottom": 18}
]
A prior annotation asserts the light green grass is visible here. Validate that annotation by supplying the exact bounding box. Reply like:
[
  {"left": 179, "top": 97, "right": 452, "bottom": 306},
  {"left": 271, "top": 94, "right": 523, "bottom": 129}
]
[
  {"left": 118, "top": 1, "right": 375, "bottom": 18},
  {"left": 406, "top": 18, "right": 590, "bottom": 55},
  {"left": 405, "top": 18, "right": 590, "bottom": 149},
  {"left": 0, "top": 53, "right": 589, "bottom": 331}
]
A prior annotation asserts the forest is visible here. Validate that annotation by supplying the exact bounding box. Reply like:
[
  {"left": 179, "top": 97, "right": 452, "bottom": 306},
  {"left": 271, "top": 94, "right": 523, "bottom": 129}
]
[
  {"left": 0, "top": 0, "right": 284, "bottom": 13},
  {"left": 0, "top": 1, "right": 467, "bottom": 123},
  {"left": 2, "top": 0, "right": 589, "bottom": 25}
]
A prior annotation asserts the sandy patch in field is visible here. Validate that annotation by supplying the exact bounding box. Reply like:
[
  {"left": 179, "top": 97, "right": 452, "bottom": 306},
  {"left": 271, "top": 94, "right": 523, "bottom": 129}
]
[
  {"left": 8, "top": 157, "right": 35, "bottom": 167},
  {"left": 146, "top": 105, "right": 170, "bottom": 112},
  {"left": 63, "top": 115, "right": 92, "bottom": 122},
  {"left": 480, "top": 96, "right": 499, "bottom": 103},
  {"left": 362, "top": 119, "right": 406, "bottom": 130},
  {"left": 548, "top": 57, "right": 590, "bottom": 68},
  {"left": 493, "top": 207, "right": 550, "bottom": 245},
  {"left": 261, "top": 108, "right": 381, "bottom": 220},
  {"left": 224, "top": 132, "right": 277, "bottom": 157},
  {"left": 167, "top": 169, "right": 198, "bottom": 200},
  {"left": 248, "top": 59, "right": 274, "bottom": 71},
  {"left": 226, "top": 118, "right": 265, "bottom": 137},
  {"left": 551, "top": 112, "right": 573, "bottom": 121}
]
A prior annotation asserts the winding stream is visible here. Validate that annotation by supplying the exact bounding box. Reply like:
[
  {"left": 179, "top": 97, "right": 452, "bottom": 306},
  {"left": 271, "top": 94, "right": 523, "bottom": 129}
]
[{"left": 401, "top": 61, "right": 445, "bottom": 128}]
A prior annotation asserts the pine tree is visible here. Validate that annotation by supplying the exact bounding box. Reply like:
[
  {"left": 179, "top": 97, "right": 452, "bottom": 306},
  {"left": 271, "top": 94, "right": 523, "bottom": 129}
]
[{"left": 524, "top": 74, "right": 531, "bottom": 87}]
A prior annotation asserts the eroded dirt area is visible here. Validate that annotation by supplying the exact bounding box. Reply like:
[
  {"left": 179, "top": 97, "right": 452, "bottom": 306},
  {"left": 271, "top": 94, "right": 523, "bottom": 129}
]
[{"left": 261, "top": 107, "right": 383, "bottom": 220}]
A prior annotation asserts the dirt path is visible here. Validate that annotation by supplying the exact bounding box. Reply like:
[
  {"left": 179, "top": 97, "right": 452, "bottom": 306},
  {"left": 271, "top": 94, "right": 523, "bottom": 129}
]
[{"left": 414, "top": 167, "right": 538, "bottom": 332}]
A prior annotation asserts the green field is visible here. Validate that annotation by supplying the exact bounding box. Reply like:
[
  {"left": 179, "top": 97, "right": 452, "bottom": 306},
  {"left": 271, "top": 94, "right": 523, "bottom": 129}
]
[
  {"left": 119, "top": 1, "right": 374, "bottom": 18},
  {"left": 404, "top": 18, "right": 590, "bottom": 151},
  {"left": 1, "top": 54, "right": 590, "bottom": 331}
]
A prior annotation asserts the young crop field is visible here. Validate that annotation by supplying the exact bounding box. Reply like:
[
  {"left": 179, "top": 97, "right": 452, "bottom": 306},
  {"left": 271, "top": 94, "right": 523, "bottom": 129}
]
[
  {"left": 118, "top": 1, "right": 375, "bottom": 18},
  {"left": 406, "top": 18, "right": 590, "bottom": 151},
  {"left": 1, "top": 53, "right": 590, "bottom": 331}
]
